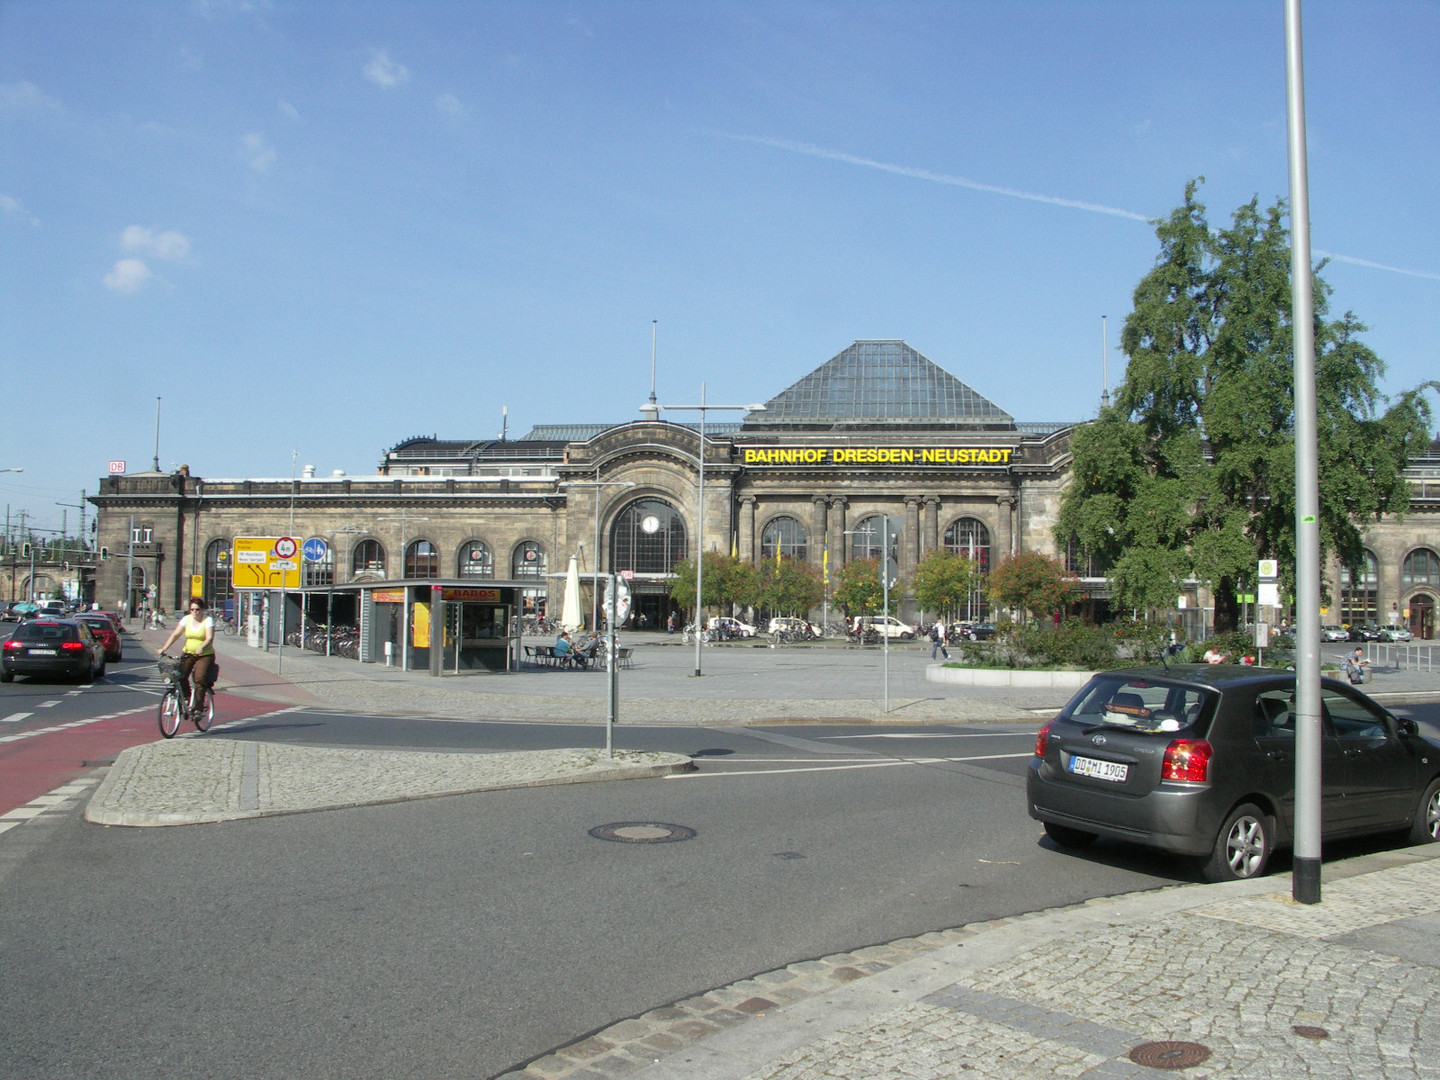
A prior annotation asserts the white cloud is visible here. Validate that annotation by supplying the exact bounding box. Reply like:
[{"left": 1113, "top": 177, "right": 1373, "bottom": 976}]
[
  {"left": 278, "top": 99, "right": 301, "bottom": 122},
  {"left": 1, "top": 194, "right": 40, "bottom": 226},
  {"left": 104, "top": 259, "right": 153, "bottom": 293},
  {"left": 435, "top": 93, "right": 462, "bottom": 117},
  {"left": 240, "top": 131, "right": 276, "bottom": 172},
  {"left": 0, "top": 81, "right": 64, "bottom": 114},
  {"left": 121, "top": 226, "right": 192, "bottom": 260},
  {"left": 363, "top": 49, "right": 410, "bottom": 89}
]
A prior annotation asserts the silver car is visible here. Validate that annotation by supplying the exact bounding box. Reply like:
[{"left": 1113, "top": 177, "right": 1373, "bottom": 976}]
[{"left": 1027, "top": 666, "right": 1440, "bottom": 882}]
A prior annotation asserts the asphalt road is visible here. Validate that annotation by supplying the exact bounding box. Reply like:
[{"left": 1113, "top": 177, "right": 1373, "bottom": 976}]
[{"left": 4, "top": 661, "right": 1437, "bottom": 1080}]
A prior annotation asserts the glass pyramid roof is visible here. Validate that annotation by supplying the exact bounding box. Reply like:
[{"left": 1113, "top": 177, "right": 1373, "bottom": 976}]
[{"left": 743, "top": 341, "right": 1014, "bottom": 429}]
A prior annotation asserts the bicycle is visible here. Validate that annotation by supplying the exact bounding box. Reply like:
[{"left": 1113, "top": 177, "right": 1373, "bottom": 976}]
[{"left": 157, "top": 654, "right": 214, "bottom": 738}]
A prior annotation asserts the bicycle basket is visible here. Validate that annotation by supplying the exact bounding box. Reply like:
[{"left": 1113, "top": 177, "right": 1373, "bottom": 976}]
[{"left": 157, "top": 654, "right": 183, "bottom": 681}]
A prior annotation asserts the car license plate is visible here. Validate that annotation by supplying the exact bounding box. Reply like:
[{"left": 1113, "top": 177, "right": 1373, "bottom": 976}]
[
  {"left": 30, "top": 648, "right": 58, "bottom": 656},
  {"left": 1069, "top": 755, "right": 1129, "bottom": 782}
]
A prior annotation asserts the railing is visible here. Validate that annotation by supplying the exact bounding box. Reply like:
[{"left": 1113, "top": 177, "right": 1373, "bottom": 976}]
[{"left": 1370, "top": 642, "right": 1438, "bottom": 674}]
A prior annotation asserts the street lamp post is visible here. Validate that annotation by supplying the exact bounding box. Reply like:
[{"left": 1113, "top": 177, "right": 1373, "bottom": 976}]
[{"left": 640, "top": 384, "right": 765, "bottom": 677}]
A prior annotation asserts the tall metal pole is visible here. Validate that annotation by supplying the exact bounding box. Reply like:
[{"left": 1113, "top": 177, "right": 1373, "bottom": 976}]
[
  {"left": 152, "top": 397, "right": 162, "bottom": 473},
  {"left": 695, "top": 383, "right": 706, "bottom": 677},
  {"left": 1286, "top": 0, "right": 1323, "bottom": 905}
]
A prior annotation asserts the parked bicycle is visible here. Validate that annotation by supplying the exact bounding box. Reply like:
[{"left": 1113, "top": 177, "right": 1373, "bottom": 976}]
[{"left": 156, "top": 653, "right": 214, "bottom": 738}]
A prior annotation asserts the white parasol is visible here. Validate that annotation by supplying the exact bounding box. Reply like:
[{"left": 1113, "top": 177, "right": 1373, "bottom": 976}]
[{"left": 559, "top": 552, "right": 584, "bottom": 632}]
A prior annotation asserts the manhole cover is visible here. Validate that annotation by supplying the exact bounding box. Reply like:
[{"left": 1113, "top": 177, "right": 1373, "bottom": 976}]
[
  {"left": 1128, "top": 1041, "right": 1212, "bottom": 1070},
  {"left": 1292, "top": 1025, "right": 1330, "bottom": 1040},
  {"left": 589, "top": 822, "right": 696, "bottom": 844}
]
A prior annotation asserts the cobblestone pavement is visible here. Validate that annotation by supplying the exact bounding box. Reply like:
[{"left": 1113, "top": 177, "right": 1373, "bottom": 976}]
[
  {"left": 84, "top": 738, "right": 694, "bottom": 826},
  {"left": 500, "top": 849, "right": 1440, "bottom": 1080}
]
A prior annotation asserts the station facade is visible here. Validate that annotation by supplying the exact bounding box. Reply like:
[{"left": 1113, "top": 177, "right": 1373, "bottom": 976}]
[{"left": 88, "top": 340, "right": 1440, "bottom": 651}]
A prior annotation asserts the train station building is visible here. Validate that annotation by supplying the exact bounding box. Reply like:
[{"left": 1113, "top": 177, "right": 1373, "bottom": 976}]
[{"left": 87, "top": 340, "right": 1440, "bottom": 664}]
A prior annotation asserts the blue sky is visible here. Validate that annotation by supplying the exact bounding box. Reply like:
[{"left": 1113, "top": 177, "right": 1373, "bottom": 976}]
[{"left": 3, "top": 0, "right": 1437, "bottom": 539}]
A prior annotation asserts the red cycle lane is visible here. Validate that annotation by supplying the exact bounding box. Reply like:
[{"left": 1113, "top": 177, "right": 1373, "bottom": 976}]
[{"left": 0, "top": 697, "right": 292, "bottom": 816}]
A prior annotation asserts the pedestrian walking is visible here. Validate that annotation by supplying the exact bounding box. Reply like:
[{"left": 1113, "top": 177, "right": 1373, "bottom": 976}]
[{"left": 929, "top": 619, "right": 949, "bottom": 660}]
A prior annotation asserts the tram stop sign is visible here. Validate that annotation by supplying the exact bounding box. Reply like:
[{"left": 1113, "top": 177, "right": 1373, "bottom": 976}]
[{"left": 302, "top": 537, "right": 329, "bottom": 563}]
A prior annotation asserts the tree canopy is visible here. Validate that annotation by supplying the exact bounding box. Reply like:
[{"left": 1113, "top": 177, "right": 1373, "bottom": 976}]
[
  {"left": 911, "top": 549, "right": 980, "bottom": 619},
  {"left": 987, "top": 551, "right": 1080, "bottom": 626},
  {"left": 1058, "top": 180, "right": 1435, "bottom": 629}
]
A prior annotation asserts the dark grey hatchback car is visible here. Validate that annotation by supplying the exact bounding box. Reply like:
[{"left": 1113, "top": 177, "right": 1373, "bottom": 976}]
[{"left": 1027, "top": 665, "right": 1440, "bottom": 882}]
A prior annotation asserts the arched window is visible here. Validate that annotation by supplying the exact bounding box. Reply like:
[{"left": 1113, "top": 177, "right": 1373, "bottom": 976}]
[
  {"left": 850, "top": 516, "right": 885, "bottom": 561},
  {"left": 458, "top": 540, "right": 493, "bottom": 578},
  {"left": 512, "top": 541, "right": 546, "bottom": 578},
  {"left": 1340, "top": 550, "right": 1379, "bottom": 626},
  {"left": 301, "top": 537, "right": 334, "bottom": 588},
  {"left": 944, "top": 517, "right": 991, "bottom": 621},
  {"left": 1402, "top": 548, "right": 1440, "bottom": 589},
  {"left": 760, "top": 516, "right": 807, "bottom": 562},
  {"left": 405, "top": 540, "right": 440, "bottom": 579},
  {"left": 204, "top": 538, "right": 234, "bottom": 606},
  {"left": 612, "top": 498, "right": 687, "bottom": 574},
  {"left": 352, "top": 539, "right": 386, "bottom": 579},
  {"left": 944, "top": 517, "right": 992, "bottom": 572}
]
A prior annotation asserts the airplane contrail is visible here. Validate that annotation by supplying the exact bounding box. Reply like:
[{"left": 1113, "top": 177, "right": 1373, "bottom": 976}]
[
  {"left": 729, "top": 133, "right": 1439, "bottom": 281},
  {"left": 724, "top": 133, "right": 1151, "bottom": 222}
]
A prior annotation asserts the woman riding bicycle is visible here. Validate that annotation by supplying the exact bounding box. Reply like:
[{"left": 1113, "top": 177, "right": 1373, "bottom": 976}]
[{"left": 159, "top": 596, "right": 216, "bottom": 712}]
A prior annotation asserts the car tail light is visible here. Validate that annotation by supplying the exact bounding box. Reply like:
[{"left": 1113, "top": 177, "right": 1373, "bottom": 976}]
[
  {"left": 1034, "top": 723, "right": 1050, "bottom": 757},
  {"left": 60, "top": 641, "right": 85, "bottom": 652},
  {"left": 1162, "top": 739, "right": 1212, "bottom": 783},
  {"left": 2, "top": 640, "right": 20, "bottom": 652}
]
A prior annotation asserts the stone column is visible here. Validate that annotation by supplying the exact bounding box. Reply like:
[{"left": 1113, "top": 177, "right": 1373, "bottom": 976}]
[
  {"left": 923, "top": 495, "right": 940, "bottom": 555},
  {"left": 998, "top": 494, "right": 1018, "bottom": 558},
  {"left": 829, "top": 496, "right": 848, "bottom": 565},
  {"left": 905, "top": 496, "right": 923, "bottom": 576},
  {"left": 738, "top": 495, "right": 757, "bottom": 563},
  {"left": 811, "top": 496, "right": 829, "bottom": 569}
]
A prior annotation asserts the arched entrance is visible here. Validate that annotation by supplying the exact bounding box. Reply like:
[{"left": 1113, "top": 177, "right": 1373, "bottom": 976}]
[
  {"left": 1410, "top": 594, "right": 1435, "bottom": 641},
  {"left": 611, "top": 497, "right": 686, "bottom": 629}
]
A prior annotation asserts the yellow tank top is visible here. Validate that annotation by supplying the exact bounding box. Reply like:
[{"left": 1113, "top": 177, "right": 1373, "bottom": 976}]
[{"left": 181, "top": 614, "right": 215, "bottom": 656}]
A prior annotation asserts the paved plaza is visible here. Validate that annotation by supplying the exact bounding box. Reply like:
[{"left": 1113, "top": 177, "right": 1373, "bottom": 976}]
[{"left": 81, "top": 627, "right": 1440, "bottom": 1079}]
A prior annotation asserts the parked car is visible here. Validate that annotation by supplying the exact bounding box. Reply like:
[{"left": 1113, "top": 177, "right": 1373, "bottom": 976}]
[
  {"left": 2, "top": 618, "right": 107, "bottom": 682},
  {"left": 953, "top": 621, "right": 998, "bottom": 642},
  {"left": 708, "top": 616, "right": 757, "bottom": 639},
  {"left": 75, "top": 614, "right": 122, "bottom": 662},
  {"left": 1027, "top": 665, "right": 1440, "bottom": 882},
  {"left": 1347, "top": 623, "right": 1384, "bottom": 642},
  {"left": 851, "top": 615, "right": 916, "bottom": 640},
  {"left": 1381, "top": 625, "right": 1413, "bottom": 642},
  {"left": 1320, "top": 625, "right": 1349, "bottom": 642}
]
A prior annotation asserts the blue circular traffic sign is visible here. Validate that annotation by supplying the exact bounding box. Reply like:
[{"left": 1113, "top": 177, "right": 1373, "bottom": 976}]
[{"left": 301, "top": 537, "right": 329, "bottom": 563}]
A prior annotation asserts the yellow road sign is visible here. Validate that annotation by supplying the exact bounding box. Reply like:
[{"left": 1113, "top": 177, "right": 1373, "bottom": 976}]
[{"left": 232, "top": 537, "right": 301, "bottom": 589}]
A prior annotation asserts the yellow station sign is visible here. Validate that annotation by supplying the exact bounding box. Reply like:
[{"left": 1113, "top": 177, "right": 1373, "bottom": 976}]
[{"left": 231, "top": 536, "right": 301, "bottom": 589}]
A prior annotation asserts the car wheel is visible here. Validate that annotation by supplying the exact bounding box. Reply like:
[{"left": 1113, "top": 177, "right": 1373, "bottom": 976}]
[
  {"left": 0, "top": 671, "right": 12, "bottom": 683},
  {"left": 1408, "top": 778, "right": 1440, "bottom": 846},
  {"left": 1043, "top": 822, "right": 1097, "bottom": 849},
  {"left": 1203, "top": 803, "right": 1273, "bottom": 882},
  {"left": 900, "top": 631, "right": 914, "bottom": 640}
]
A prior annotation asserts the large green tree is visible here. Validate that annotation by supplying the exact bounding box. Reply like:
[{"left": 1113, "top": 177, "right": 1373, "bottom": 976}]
[
  {"left": 1058, "top": 181, "right": 1434, "bottom": 630},
  {"left": 757, "top": 556, "right": 824, "bottom": 617}
]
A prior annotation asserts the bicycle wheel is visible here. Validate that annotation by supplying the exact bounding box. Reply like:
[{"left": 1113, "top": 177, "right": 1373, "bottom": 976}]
[
  {"left": 193, "top": 688, "right": 214, "bottom": 732},
  {"left": 158, "top": 689, "right": 181, "bottom": 738}
]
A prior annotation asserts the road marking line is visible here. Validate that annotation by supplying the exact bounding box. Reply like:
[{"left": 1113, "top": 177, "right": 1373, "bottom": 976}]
[
  {"left": 1, "top": 713, "right": 33, "bottom": 723},
  {"left": 672, "top": 752, "right": 1032, "bottom": 778},
  {"left": 37, "top": 701, "right": 61, "bottom": 708}
]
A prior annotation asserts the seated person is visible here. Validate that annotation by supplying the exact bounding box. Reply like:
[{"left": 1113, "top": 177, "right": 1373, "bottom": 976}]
[
  {"left": 1343, "top": 647, "right": 1370, "bottom": 684},
  {"left": 553, "top": 631, "right": 575, "bottom": 660},
  {"left": 1202, "top": 646, "right": 1228, "bottom": 665}
]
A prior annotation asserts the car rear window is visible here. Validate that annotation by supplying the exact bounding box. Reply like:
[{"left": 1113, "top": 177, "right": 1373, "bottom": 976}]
[
  {"left": 1061, "top": 676, "right": 1215, "bottom": 735},
  {"left": 15, "top": 622, "right": 78, "bottom": 643}
]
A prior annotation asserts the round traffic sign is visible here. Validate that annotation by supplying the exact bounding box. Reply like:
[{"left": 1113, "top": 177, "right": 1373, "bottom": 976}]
[
  {"left": 302, "top": 537, "right": 329, "bottom": 563},
  {"left": 274, "top": 536, "right": 299, "bottom": 560}
]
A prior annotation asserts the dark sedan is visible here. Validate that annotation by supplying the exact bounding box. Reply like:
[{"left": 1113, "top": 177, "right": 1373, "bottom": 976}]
[
  {"left": 1027, "top": 665, "right": 1440, "bottom": 882},
  {"left": 1, "top": 619, "right": 108, "bottom": 682},
  {"left": 75, "top": 614, "right": 123, "bottom": 662}
]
